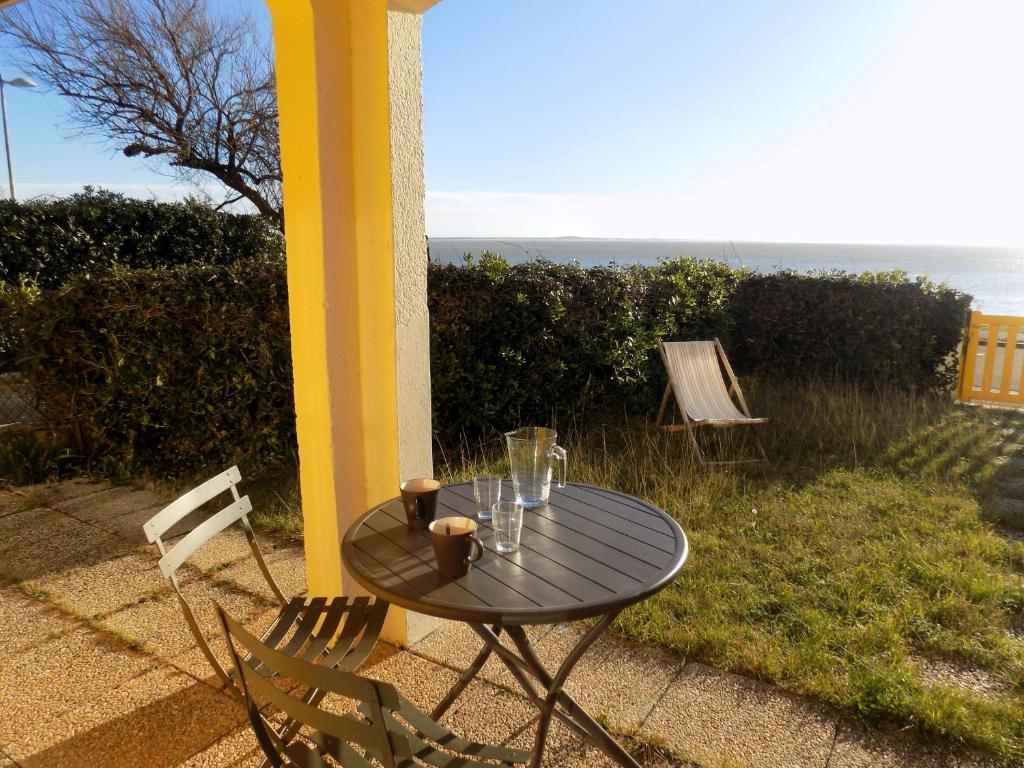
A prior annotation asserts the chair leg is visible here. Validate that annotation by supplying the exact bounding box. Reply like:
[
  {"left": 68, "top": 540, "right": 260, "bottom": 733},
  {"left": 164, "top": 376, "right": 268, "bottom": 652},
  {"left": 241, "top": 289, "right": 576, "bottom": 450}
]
[
  {"left": 684, "top": 421, "right": 707, "bottom": 467},
  {"left": 655, "top": 383, "right": 672, "bottom": 427},
  {"left": 751, "top": 425, "right": 769, "bottom": 463}
]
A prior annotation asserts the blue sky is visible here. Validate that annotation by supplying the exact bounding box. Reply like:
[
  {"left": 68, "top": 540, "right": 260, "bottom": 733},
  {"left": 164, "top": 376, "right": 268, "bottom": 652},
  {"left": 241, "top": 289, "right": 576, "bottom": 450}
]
[{"left": 2, "top": 0, "right": 1024, "bottom": 245}]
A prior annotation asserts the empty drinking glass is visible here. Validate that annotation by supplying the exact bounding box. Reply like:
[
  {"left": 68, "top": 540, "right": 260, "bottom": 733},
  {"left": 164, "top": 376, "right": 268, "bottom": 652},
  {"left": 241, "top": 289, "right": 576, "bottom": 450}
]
[
  {"left": 492, "top": 501, "right": 524, "bottom": 554},
  {"left": 473, "top": 475, "right": 502, "bottom": 521}
]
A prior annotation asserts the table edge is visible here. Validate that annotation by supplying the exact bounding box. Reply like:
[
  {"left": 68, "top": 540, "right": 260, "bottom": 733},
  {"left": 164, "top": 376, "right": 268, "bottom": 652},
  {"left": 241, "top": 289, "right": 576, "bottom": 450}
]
[{"left": 341, "top": 482, "right": 689, "bottom": 626}]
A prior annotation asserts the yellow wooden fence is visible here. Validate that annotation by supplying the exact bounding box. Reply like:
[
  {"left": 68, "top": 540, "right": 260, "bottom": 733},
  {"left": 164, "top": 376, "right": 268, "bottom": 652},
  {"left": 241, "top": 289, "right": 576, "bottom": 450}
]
[{"left": 958, "top": 310, "right": 1024, "bottom": 406}]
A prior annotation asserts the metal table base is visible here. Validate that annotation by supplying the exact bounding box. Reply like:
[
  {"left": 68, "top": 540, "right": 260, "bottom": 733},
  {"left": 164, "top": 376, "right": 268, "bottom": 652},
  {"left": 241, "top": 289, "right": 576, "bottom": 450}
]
[{"left": 430, "top": 612, "right": 641, "bottom": 768}]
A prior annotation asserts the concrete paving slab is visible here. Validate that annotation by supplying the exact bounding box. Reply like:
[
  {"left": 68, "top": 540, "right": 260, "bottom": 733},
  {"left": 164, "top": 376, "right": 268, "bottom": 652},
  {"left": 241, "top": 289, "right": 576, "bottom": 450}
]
[
  {"left": 54, "top": 487, "right": 165, "bottom": 523},
  {"left": 8, "top": 663, "right": 241, "bottom": 760},
  {"left": 211, "top": 545, "right": 307, "bottom": 602},
  {"left": 409, "top": 618, "right": 555, "bottom": 691},
  {"left": 827, "top": 723, "right": 1008, "bottom": 768},
  {"left": 534, "top": 622, "right": 683, "bottom": 734},
  {"left": 503, "top": 710, "right": 677, "bottom": 768},
  {"left": 11, "top": 666, "right": 245, "bottom": 768},
  {"left": 360, "top": 641, "right": 464, "bottom": 714},
  {"left": 442, "top": 679, "right": 537, "bottom": 747},
  {"left": 177, "top": 724, "right": 263, "bottom": 768},
  {"left": 92, "top": 503, "right": 170, "bottom": 545},
  {"left": 0, "top": 585, "right": 81, "bottom": 661},
  {"left": 0, "top": 508, "right": 132, "bottom": 581},
  {"left": 0, "top": 627, "right": 156, "bottom": 748},
  {"left": 16, "top": 480, "right": 110, "bottom": 508},
  {"left": 640, "top": 662, "right": 837, "bottom": 768},
  {"left": 0, "top": 486, "right": 48, "bottom": 517},
  {"left": 33, "top": 551, "right": 169, "bottom": 618},
  {"left": 100, "top": 581, "right": 272, "bottom": 661},
  {"left": 170, "top": 606, "right": 283, "bottom": 686}
]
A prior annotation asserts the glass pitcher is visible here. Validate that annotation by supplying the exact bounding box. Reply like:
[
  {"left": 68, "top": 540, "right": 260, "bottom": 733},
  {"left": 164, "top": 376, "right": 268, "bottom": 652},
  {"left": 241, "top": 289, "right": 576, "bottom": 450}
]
[{"left": 504, "top": 427, "right": 568, "bottom": 508}]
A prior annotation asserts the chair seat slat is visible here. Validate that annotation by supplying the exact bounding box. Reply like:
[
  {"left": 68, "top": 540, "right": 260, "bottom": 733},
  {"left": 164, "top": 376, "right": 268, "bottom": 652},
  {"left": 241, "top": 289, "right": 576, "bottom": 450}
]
[
  {"left": 321, "top": 597, "right": 383, "bottom": 670},
  {"left": 300, "top": 599, "right": 351, "bottom": 662},
  {"left": 281, "top": 596, "right": 330, "bottom": 657},
  {"left": 262, "top": 598, "right": 308, "bottom": 649}
]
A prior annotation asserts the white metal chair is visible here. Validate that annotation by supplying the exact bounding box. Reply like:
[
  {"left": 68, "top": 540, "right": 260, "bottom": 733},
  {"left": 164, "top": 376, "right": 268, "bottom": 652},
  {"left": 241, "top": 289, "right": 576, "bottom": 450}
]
[
  {"left": 656, "top": 339, "right": 769, "bottom": 466},
  {"left": 142, "top": 466, "right": 389, "bottom": 747}
]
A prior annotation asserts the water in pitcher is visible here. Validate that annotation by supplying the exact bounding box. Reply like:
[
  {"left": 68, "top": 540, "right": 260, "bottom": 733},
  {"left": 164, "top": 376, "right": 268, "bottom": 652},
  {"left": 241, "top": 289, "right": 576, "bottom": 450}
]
[{"left": 504, "top": 427, "right": 568, "bottom": 508}]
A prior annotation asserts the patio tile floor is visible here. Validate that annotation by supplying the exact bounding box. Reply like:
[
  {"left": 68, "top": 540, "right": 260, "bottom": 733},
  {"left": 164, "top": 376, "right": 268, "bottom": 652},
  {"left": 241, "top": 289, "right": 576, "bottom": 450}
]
[
  {"left": 639, "top": 662, "right": 837, "bottom": 768},
  {"left": 0, "top": 479, "right": 1009, "bottom": 767}
]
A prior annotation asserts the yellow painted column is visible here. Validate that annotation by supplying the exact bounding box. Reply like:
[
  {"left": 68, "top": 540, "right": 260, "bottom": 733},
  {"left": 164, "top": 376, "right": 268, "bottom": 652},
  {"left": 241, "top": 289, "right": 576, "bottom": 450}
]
[{"left": 266, "top": 0, "right": 399, "bottom": 598}]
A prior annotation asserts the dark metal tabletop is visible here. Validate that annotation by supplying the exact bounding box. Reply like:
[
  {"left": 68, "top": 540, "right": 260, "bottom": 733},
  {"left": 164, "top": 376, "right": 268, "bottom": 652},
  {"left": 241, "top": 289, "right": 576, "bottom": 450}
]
[{"left": 341, "top": 482, "right": 689, "bottom": 625}]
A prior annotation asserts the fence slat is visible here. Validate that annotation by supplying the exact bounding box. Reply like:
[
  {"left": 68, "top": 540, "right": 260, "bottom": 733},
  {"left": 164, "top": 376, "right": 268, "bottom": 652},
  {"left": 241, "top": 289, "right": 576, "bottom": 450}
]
[
  {"left": 959, "top": 311, "right": 1024, "bottom": 406},
  {"left": 958, "top": 310, "right": 982, "bottom": 400},
  {"left": 999, "top": 325, "right": 1019, "bottom": 398},
  {"left": 980, "top": 322, "right": 999, "bottom": 396}
]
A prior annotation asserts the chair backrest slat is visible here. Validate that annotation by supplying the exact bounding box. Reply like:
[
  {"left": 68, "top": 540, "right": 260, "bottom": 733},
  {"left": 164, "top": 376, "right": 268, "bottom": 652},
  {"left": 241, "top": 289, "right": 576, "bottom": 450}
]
[
  {"left": 157, "top": 496, "right": 252, "bottom": 578},
  {"left": 219, "top": 606, "right": 407, "bottom": 768},
  {"left": 144, "top": 466, "right": 242, "bottom": 542},
  {"left": 238, "top": 660, "right": 385, "bottom": 758}
]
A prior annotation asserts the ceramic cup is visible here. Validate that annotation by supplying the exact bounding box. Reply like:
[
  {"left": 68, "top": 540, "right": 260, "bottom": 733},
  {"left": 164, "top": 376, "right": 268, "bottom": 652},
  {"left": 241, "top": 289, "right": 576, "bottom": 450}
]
[
  {"left": 400, "top": 478, "right": 441, "bottom": 530},
  {"left": 428, "top": 516, "right": 484, "bottom": 579}
]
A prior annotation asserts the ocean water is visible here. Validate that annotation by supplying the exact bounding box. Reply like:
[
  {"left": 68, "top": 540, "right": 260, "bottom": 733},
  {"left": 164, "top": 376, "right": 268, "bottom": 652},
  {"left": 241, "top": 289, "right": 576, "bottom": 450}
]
[{"left": 429, "top": 238, "right": 1024, "bottom": 316}]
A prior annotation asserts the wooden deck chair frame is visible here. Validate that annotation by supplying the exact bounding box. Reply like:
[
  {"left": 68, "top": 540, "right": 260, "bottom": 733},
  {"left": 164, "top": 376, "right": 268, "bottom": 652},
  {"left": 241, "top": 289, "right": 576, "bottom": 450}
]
[
  {"left": 143, "top": 467, "right": 389, "bottom": 750},
  {"left": 218, "top": 605, "right": 531, "bottom": 768},
  {"left": 655, "top": 338, "right": 769, "bottom": 467}
]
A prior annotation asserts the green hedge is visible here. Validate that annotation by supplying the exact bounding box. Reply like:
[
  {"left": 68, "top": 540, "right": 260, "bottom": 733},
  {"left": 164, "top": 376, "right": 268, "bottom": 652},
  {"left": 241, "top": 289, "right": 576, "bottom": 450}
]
[
  {"left": 6, "top": 257, "right": 970, "bottom": 475},
  {"left": 14, "top": 262, "right": 295, "bottom": 475},
  {"left": 0, "top": 189, "right": 282, "bottom": 288},
  {"left": 428, "top": 260, "right": 970, "bottom": 445}
]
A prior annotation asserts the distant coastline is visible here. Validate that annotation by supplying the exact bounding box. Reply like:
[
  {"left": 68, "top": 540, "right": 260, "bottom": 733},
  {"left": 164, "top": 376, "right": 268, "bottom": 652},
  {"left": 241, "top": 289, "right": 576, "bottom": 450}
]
[{"left": 428, "top": 237, "right": 1024, "bottom": 315}]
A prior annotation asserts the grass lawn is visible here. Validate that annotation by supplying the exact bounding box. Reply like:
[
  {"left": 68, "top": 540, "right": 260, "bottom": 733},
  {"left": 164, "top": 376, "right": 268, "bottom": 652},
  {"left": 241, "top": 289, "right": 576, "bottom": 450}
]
[{"left": 245, "top": 379, "right": 1024, "bottom": 761}]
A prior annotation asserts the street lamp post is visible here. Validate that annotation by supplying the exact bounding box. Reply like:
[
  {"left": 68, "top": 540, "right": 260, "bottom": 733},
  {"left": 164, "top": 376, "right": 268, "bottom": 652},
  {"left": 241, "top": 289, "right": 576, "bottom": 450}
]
[{"left": 0, "top": 74, "right": 37, "bottom": 202}]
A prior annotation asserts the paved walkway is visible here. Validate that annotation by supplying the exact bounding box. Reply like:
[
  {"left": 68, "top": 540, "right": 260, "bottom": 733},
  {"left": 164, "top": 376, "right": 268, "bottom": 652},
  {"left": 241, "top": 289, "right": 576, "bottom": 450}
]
[{"left": 0, "top": 480, "right": 1007, "bottom": 768}]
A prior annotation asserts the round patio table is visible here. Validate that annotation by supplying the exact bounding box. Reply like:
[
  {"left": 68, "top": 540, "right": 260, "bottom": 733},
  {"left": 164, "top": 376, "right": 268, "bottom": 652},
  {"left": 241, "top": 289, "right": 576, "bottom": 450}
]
[{"left": 341, "top": 481, "right": 689, "bottom": 768}]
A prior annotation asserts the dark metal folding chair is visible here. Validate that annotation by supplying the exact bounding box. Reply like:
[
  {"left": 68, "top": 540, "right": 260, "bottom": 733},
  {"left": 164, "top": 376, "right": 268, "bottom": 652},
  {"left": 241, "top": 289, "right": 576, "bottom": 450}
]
[
  {"left": 142, "top": 466, "right": 389, "bottom": 746},
  {"left": 218, "top": 605, "right": 531, "bottom": 768}
]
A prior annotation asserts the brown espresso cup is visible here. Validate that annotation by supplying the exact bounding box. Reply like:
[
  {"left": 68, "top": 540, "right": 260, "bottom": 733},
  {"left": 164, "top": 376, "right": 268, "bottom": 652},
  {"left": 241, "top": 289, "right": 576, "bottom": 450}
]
[
  {"left": 400, "top": 478, "right": 441, "bottom": 530},
  {"left": 428, "top": 516, "right": 484, "bottom": 579}
]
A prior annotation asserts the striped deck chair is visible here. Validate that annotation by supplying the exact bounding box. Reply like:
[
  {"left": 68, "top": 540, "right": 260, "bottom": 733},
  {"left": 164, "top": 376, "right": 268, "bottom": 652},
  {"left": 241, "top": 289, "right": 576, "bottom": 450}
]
[{"left": 656, "top": 339, "right": 768, "bottom": 466}]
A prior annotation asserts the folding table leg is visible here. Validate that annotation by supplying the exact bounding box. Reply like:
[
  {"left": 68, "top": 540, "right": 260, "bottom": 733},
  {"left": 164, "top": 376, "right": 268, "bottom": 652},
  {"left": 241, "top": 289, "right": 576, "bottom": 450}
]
[
  {"left": 504, "top": 616, "right": 641, "bottom": 768},
  {"left": 430, "top": 623, "right": 502, "bottom": 719}
]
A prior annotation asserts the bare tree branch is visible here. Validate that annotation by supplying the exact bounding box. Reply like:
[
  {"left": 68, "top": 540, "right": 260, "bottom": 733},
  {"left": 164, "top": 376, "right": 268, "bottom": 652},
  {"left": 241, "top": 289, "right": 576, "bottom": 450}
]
[{"left": 2, "top": 0, "right": 283, "bottom": 230}]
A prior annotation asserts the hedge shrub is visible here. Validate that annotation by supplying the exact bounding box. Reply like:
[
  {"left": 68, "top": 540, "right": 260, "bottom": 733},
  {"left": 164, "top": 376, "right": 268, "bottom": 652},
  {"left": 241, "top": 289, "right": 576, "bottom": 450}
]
[
  {"left": 7, "top": 257, "right": 970, "bottom": 475},
  {"left": 428, "top": 260, "right": 970, "bottom": 445},
  {"left": 15, "top": 262, "right": 295, "bottom": 475},
  {"left": 0, "top": 189, "right": 282, "bottom": 288}
]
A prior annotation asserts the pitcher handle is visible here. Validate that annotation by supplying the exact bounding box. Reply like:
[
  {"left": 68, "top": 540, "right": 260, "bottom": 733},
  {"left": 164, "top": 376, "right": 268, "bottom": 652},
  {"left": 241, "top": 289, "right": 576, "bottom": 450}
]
[{"left": 551, "top": 445, "right": 567, "bottom": 489}]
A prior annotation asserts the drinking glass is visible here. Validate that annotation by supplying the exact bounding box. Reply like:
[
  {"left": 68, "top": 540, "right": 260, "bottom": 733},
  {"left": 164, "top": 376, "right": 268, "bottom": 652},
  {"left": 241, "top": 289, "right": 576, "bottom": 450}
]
[
  {"left": 473, "top": 475, "right": 502, "bottom": 521},
  {"left": 492, "top": 501, "right": 523, "bottom": 554}
]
